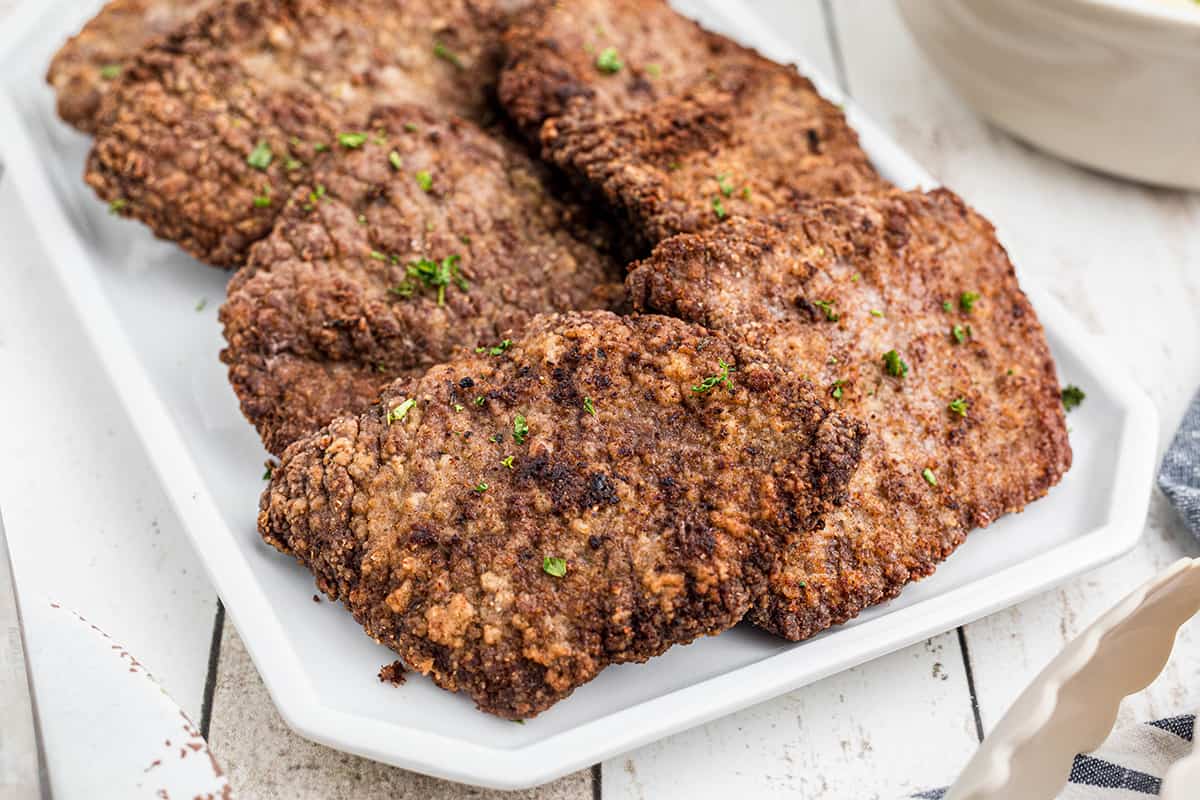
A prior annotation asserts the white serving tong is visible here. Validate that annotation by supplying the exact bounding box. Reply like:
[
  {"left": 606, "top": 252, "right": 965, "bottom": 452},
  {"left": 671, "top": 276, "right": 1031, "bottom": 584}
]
[{"left": 946, "top": 558, "right": 1200, "bottom": 800}]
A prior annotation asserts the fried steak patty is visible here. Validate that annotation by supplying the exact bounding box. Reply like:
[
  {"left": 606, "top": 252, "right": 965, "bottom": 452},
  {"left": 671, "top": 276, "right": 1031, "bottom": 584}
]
[
  {"left": 259, "top": 311, "right": 867, "bottom": 717},
  {"left": 221, "top": 106, "right": 625, "bottom": 456},
  {"left": 47, "top": 0, "right": 216, "bottom": 133},
  {"left": 628, "top": 189, "right": 1072, "bottom": 640},
  {"left": 542, "top": 60, "right": 884, "bottom": 249},
  {"left": 499, "top": 0, "right": 883, "bottom": 249},
  {"left": 86, "top": 0, "right": 522, "bottom": 267}
]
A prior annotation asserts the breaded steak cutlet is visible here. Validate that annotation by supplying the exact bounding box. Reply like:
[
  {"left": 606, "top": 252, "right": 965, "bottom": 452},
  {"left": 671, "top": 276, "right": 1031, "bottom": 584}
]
[
  {"left": 542, "top": 60, "right": 885, "bottom": 250},
  {"left": 498, "top": 0, "right": 760, "bottom": 139},
  {"left": 221, "top": 106, "right": 625, "bottom": 456},
  {"left": 86, "top": 0, "right": 523, "bottom": 267},
  {"left": 500, "top": 0, "right": 884, "bottom": 250},
  {"left": 259, "top": 311, "right": 867, "bottom": 717},
  {"left": 47, "top": 0, "right": 215, "bottom": 133},
  {"left": 628, "top": 189, "right": 1071, "bottom": 640}
]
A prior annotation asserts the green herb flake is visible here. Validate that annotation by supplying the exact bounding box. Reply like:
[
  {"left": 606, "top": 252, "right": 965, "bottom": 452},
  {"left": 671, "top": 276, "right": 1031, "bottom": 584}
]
[
  {"left": 475, "top": 338, "right": 512, "bottom": 356},
  {"left": 948, "top": 397, "right": 968, "bottom": 417},
  {"left": 99, "top": 64, "right": 122, "bottom": 80},
  {"left": 108, "top": 198, "right": 128, "bottom": 215},
  {"left": 501, "top": 455, "right": 515, "bottom": 469},
  {"left": 262, "top": 463, "right": 274, "bottom": 480},
  {"left": 645, "top": 63, "right": 662, "bottom": 77},
  {"left": 542, "top": 556, "right": 567, "bottom": 577},
  {"left": 397, "top": 254, "right": 467, "bottom": 305},
  {"left": 386, "top": 397, "right": 416, "bottom": 425},
  {"left": 960, "top": 291, "right": 980, "bottom": 313},
  {"left": 813, "top": 299, "right": 839, "bottom": 322},
  {"left": 415, "top": 170, "right": 433, "bottom": 192},
  {"left": 473, "top": 482, "right": 489, "bottom": 493},
  {"left": 741, "top": 187, "right": 752, "bottom": 200},
  {"left": 715, "top": 174, "right": 735, "bottom": 197},
  {"left": 433, "top": 41, "right": 464, "bottom": 68},
  {"left": 474, "top": 396, "right": 486, "bottom": 407},
  {"left": 195, "top": 297, "right": 208, "bottom": 312},
  {"left": 338, "top": 132, "right": 368, "bottom": 149},
  {"left": 513, "top": 414, "right": 529, "bottom": 444},
  {"left": 285, "top": 158, "right": 303, "bottom": 171},
  {"left": 388, "top": 150, "right": 403, "bottom": 170},
  {"left": 870, "top": 309, "right": 884, "bottom": 318},
  {"left": 583, "top": 396, "right": 596, "bottom": 416},
  {"left": 922, "top": 467, "right": 938, "bottom": 487},
  {"left": 453, "top": 403, "right": 464, "bottom": 413},
  {"left": 253, "top": 194, "right": 271, "bottom": 208},
  {"left": 403, "top": 122, "right": 418, "bottom": 133},
  {"left": 1061, "top": 384, "right": 1086, "bottom": 412},
  {"left": 691, "top": 359, "right": 736, "bottom": 394},
  {"left": 942, "top": 300, "right": 953, "bottom": 312},
  {"left": 595, "top": 46, "right": 623, "bottom": 74},
  {"left": 247, "top": 141, "right": 274, "bottom": 170},
  {"left": 370, "top": 250, "right": 387, "bottom": 261},
  {"left": 712, "top": 197, "right": 727, "bottom": 219},
  {"left": 357, "top": 214, "right": 367, "bottom": 225},
  {"left": 952, "top": 324, "right": 967, "bottom": 344},
  {"left": 831, "top": 380, "right": 845, "bottom": 400},
  {"left": 883, "top": 349, "right": 909, "bottom": 378}
]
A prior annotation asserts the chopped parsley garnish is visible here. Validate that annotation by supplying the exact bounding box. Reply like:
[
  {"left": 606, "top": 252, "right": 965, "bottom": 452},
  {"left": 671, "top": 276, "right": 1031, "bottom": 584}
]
[
  {"left": 473, "top": 482, "right": 489, "bottom": 493},
  {"left": 253, "top": 193, "right": 271, "bottom": 208},
  {"left": 247, "top": 141, "right": 274, "bottom": 170},
  {"left": 262, "top": 463, "right": 274, "bottom": 480},
  {"left": 813, "top": 299, "right": 839, "bottom": 322},
  {"left": 922, "top": 468, "right": 938, "bottom": 487},
  {"left": 513, "top": 414, "right": 529, "bottom": 444},
  {"left": 542, "top": 556, "right": 567, "bottom": 577},
  {"left": 831, "top": 380, "right": 845, "bottom": 400},
  {"left": 302, "top": 184, "right": 327, "bottom": 211},
  {"left": 313, "top": 142, "right": 329, "bottom": 152},
  {"left": 712, "top": 197, "right": 727, "bottom": 219},
  {"left": 108, "top": 198, "right": 128, "bottom": 214},
  {"left": 883, "top": 349, "right": 909, "bottom": 378},
  {"left": 1061, "top": 384, "right": 1086, "bottom": 412},
  {"left": 474, "top": 396, "right": 485, "bottom": 406},
  {"left": 391, "top": 255, "right": 468, "bottom": 305},
  {"left": 741, "top": 187, "right": 752, "bottom": 200},
  {"left": 960, "top": 291, "right": 980, "bottom": 312},
  {"left": 942, "top": 300, "right": 953, "bottom": 313},
  {"left": 403, "top": 122, "right": 418, "bottom": 133},
  {"left": 415, "top": 170, "right": 433, "bottom": 192},
  {"left": 715, "top": 174, "right": 735, "bottom": 197},
  {"left": 501, "top": 455, "right": 515, "bottom": 469},
  {"left": 285, "top": 158, "right": 303, "bottom": 171},
  {"left": 691, "top": 359, "right": 735, "bottom": 394},
  {"left": 453, "top": 403, "right": 464, "bottom": 412},
  {"left": 195, "top": 297, "right": 208, "bottom": 312},
  {"left": 370, "top": 250, "right": 387, "bottom": 261},
  {"left": 583, "top": 396, "right": 596, "bottom": 416},
  {"left": 338, "top": 132, "right": 368, "bottom": 148},
  {"left": 870, "top": 309, "right": 884, "bottom": 318},
  {"left": 475, "top": 338, "right": 512, "bottom": 356},
  {"left": 433, "top": 41, "right": 464, "bottom": 68},
  {"left": 99, "top": 64, "right": 121, "bottom": 80},
  {"left": 595, "top": 46, "right": 623, "bottom": 74},
  {"left": 357, "top": 214, "right": 367, "bottom": 225},
  {"left": 952, "top": 324, "right": 967, "bottom": 344},
  {"left": 386, "top": 397, "right": 416, "bottom": 425},
  {"left": 388, "top": 150, "right": 403, "bottom": 170},
  {"left": 948, "top": 397, "right": 968, "bottom": 417}
]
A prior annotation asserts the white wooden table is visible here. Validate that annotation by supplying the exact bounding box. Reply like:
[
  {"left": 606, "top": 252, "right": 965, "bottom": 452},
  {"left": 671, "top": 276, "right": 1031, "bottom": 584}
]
[{"left": 1, "top": 1, "right": 1198, "bottom": 797}]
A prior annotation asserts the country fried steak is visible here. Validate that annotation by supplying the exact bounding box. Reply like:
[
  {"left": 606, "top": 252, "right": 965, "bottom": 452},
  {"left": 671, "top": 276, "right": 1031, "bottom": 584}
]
[
  {"left": 259, "top": 311, "right": 867, "bottom": 717},
  {"left": 499, "top": 0, "right": 760, "bottom": 139},
  {"left": 499, "top": 0, "right": 883, "bottom": 251},
  {"left": 47, "top": 0, "right": 216, "bottom": 133},
  {"left": 86, "top": 0, "right": 525, "bottom": 267},
  {"left": 221, "top": 106, "right": 625, "bottom": 456},
  {"left": 628, "top": 189, "right": 1071, "bottom": 640},
  {"left": 541, "top": 59, "right": 885, "bottom": 250}
]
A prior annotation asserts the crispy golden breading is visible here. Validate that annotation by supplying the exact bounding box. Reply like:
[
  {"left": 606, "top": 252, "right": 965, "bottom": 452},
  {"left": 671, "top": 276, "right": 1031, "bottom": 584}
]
[
  {"left": 46, "top": 0, "right": 215, "bottom": 133},
  {"left": 498, "top": 0, "right": 760, "bottom": 139},
  {"left": 259, "top": 311, "right": 867, "bottom": 717},
  {"left": 220, "top": 106, "right": 625, "bottom": 456},
  {"left": 85, "top": 0, "right": 521, "bottom": 267},
  {"left": 628, "top": 189, "right": 1071, "bottom": 640},
  {"left": 542, "top": 60, "right": 885, "bottom": 249}
]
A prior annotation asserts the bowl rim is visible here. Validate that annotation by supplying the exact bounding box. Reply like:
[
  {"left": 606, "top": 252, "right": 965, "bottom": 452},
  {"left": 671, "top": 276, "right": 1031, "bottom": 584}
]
[{"left": 1075, "top": 0, "right": 1200, "bottom": 27}]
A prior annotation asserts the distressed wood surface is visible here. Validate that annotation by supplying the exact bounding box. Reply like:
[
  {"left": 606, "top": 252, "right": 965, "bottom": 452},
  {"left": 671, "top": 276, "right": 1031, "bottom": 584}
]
[{"left": 2, "top": 0, "right": 1197, "bottom": 797}]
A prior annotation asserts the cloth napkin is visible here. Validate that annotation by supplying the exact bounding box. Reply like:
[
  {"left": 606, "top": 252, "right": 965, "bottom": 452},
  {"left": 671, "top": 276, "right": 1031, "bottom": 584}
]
[
  {"left": 911, "top": 714, "right": 1195, "bottom": 798},
  {"left": 1158, "top": 389, "right": 1200, "bottom": 537}
]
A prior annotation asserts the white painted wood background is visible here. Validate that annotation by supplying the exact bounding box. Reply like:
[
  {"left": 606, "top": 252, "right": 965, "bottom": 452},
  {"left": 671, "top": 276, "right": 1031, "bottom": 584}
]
[{"left": 1, "top": 0, "right": 1198, "bottom": 797}]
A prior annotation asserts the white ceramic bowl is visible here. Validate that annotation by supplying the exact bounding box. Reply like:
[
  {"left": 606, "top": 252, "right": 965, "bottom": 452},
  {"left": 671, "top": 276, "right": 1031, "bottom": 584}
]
[{"left": 897, "top": 0, "right": 1200, "bottom": 190}]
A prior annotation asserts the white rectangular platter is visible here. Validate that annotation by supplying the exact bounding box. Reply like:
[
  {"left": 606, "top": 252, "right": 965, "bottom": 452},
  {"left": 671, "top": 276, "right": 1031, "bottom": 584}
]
[{"left": 0, "top": 0, "right": 1158, "bottom": 790}]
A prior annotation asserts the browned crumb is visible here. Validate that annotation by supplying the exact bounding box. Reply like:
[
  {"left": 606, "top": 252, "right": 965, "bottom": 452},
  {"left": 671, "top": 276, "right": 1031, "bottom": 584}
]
[{"left": 378, "top": 661, "right": 408, "bottom": 686}]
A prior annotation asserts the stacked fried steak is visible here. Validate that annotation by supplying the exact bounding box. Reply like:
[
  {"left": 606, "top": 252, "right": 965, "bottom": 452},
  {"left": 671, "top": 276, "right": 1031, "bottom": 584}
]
[{"left": 48, "top": 0, "right": 1070, "bottom": 718}]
